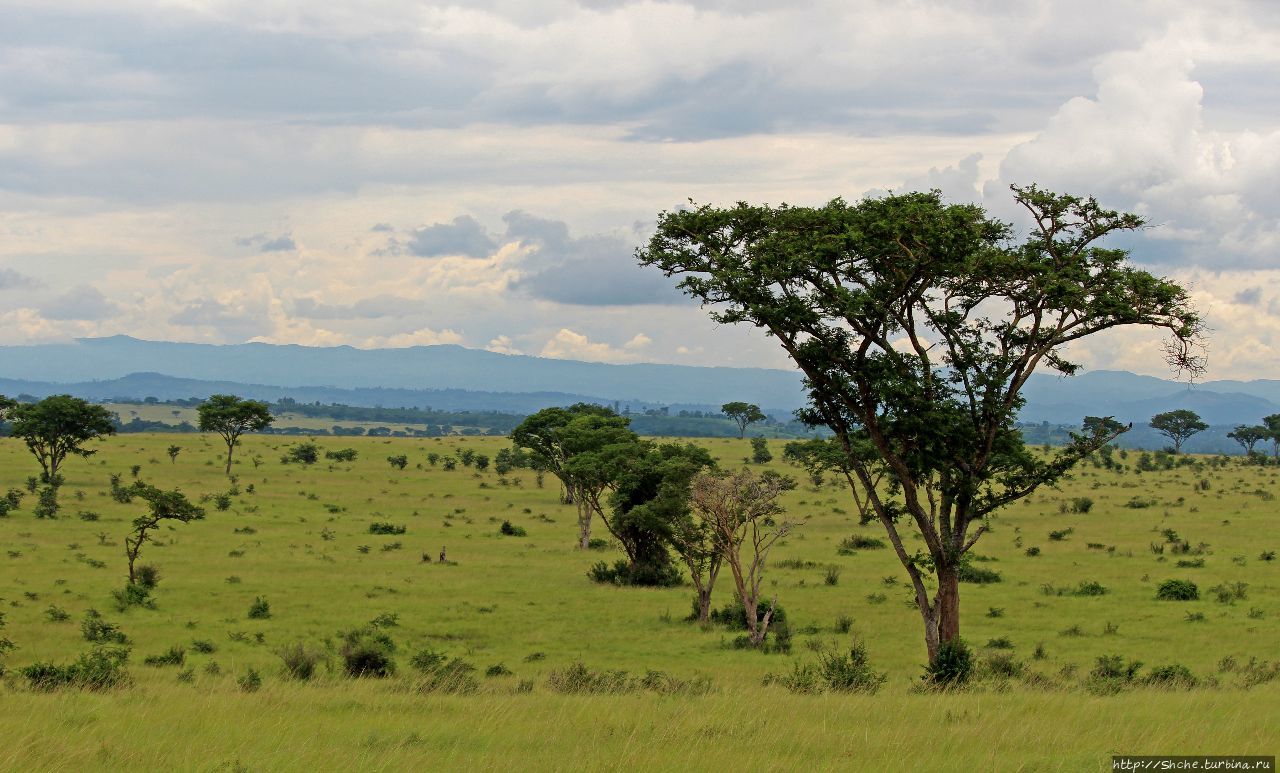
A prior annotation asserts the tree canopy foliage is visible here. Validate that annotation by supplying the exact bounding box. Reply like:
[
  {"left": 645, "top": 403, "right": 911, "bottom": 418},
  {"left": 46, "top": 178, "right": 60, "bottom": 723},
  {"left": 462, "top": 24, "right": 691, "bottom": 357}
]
[
  {"left": 1150, "top": 409, "right": 1209, "bottom": 455},
  {"left": 197, "top": 395, "right": 274, "bottom": 474},
  {"left": 6, "top": 394, "right": 117, "bottom": 482}
]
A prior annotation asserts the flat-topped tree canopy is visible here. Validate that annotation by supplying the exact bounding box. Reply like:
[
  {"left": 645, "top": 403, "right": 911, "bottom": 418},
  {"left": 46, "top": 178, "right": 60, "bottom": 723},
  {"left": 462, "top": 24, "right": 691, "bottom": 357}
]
[
  {"left": 197, "top": 394, "right": 274, "bottom": 475},
  {"left": 638, "top": 184, "right": 1203, "bottom": 668}
]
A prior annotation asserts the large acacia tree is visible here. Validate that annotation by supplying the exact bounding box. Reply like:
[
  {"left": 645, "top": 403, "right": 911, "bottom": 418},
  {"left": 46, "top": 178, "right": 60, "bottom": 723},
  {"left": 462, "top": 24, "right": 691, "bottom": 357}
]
[
  {"left": 7, "top": 395, "right": 117, "bottom": 482},
  {"left": 638, "top": 185, "right": 1202, "bottom": 665}
]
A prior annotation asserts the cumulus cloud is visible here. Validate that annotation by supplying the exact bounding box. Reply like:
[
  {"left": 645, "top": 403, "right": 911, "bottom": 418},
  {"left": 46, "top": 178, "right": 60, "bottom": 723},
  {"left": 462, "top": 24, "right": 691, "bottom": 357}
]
[
  {"left": 40, "top": 285, "right": 119, "bottom": 321},
  {"left": 0, "top": 268, "right": 41, "bottom": 290},
  {"left": 405, "top": 215, "right": 496, "bottom": 258},
  {"left": 169, "top": 298, "right": 271, "bottom": 341},
  {"left": 292, "top": 294, "right": 421, "bottom": 320},
  {"left": 260, "top": 235, "right": 297, "bottom": 252},
  {"left": 539, "top": 328, "right": 651, "bottom": 363}
]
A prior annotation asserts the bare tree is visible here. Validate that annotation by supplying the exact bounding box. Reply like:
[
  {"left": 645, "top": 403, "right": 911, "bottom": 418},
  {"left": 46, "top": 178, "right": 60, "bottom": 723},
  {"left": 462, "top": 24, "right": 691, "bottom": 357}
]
[{"left": 689, "top": 469, "right": 797, "bottom": 646}]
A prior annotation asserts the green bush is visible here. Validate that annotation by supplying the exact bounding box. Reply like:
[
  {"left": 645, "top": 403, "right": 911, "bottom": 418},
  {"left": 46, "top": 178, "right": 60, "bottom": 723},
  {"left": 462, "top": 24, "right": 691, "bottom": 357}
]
[
  {"left": 924, "top": 638, "right": 973, "bottom": 686},
  {"left": 81, "top": 610, "right": 127, "bottom": 644},
  {"left": 247, "top": 597, "right": 271, "bottom": 619},
  {"left": 278, "top": 642, "right": 324, "bottom": 680},
  {"left": 837, "top": 534, "right": 886, "bottom": 554},
  {"left": 326, "top": 448, "right": 358, "bottom": 462},
  {"left": 143, "top": 646, "right": 186, "bottom": 667},
  {"left": 957, "top": 564, "right": 1001, "bottom": 584},
  {"left": 1156, "top": 579, "right": 1199, "bottom": 601},
  {"left": 771, "top": 638, "right": 885, "bottom": 694},
  {"left": 22, "top": 647, "right": 130, "bottom": 691},
  {"left": 339, "top": 626, "right": 396, "bottom": 677},
  {"left": 499, "top": 520, "right": 527, "bottom": 537},
  {"left": 368, "top": 522, "right": 406, "bottom": 535}
]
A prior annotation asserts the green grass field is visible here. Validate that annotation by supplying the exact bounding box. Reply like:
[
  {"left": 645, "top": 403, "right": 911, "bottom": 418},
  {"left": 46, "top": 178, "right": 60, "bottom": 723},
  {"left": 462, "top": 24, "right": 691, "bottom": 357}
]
[{"left": 0, "top": 433, "right": 1276, "bottom": 771}]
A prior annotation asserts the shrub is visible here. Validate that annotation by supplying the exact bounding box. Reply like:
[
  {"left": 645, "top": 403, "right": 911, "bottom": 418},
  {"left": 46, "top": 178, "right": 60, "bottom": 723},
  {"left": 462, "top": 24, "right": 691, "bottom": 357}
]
[
  {"left": 707, "top": 597, "right": 791, "bottom": 653},
  {"left": 143, "top": 646, "right": 186, "bottom": 667},
  {"left": 1156, "top": 579, "right": 1199, "bottom": 601},
  {"left": 546, "top": 662, "right": 632, "bottom": 694},
  {"left": 924, "top": 638, "right": 973, "bottom": 686},
  {"left": 237, "top": 667, "right": 262, "bottom": 692},
  {"left": 485, "top": 663, "right": 513, "bottom": 678},
  {"left": 1210, "top": 581, "right": 1248, "bottom": 604},
  {"left": 837, "top": 534, "right": 886, "bottom": 553},
  {"left": 1090, "top": 654, "right": 1143, "bottom": 681},
  {"left": 191, "top": 639, "right": 216, "bottom": 654},
  {"left": 957, "top": 564, "right": 1001, "bottom": 584},
  {"left": 278, "top": 642, "right": 324, "bottom": 680},
  {"left": 1066, "top": 496, "right": 1094, "bottom": 514},
  {"left": 1146, "top": 663, "right": 1197, "bottom": 688},
  {"left": 1047, "top": 528, "right": 1073, "bottom": 541},
  {"left": 112, "top": 583, "right": 154, "bottom": 611},
  {"left": 410, "top": 649, "right": 478, "bottom": 694},
  {"left": 134, "top": 564, "right": 161, "bottom": 590},
  {"left": 326, "top": 448, "right": 358, "bottom": 462},
  {"left": 247, "top": 597, "right": 271, "bottom": 619},
  {"left": 284, "top": 442, "right": 320, "bottom": 465},
  {"left": 985, "top": 637, "right": 1014, "bottom": 650},
  {"left": 387, "top": 455, "right": 408, "bottom": 470},
  {"left": 44, "top": 605, "right": 70, "bottom": 623},
  {"left": 339, "top": 626, "right": 396, "bottom": 677},
  {"left": 22, "top": 647, "right": 130, "bottom": 691},
  {"left": 772, "top": 638, "right": 885, "bottom": 694},
  {"left": 823, "top": 565, "right": 841, "bottom": 586},
  {"left": 81, "top": 610, "right": 127, "bottom": 644},
  {"left": 368, "top": 522, "right": 406, "bottom": 535},
  {"left": 750, "top": 437, "right": 772, "bottom": 464},
  {"left": 499, "top": 520, "right": 527, "bottom": 537},
  {"left": 984, "top": 652, "right": 1024, "bottom": 679},
  {"left": 1024, "top": 546, "right": 1041, "bottom": 557}
]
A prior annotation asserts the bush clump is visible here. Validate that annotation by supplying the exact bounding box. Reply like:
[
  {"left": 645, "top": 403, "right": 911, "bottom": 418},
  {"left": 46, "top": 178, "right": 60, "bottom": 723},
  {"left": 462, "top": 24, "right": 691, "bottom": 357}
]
[
  {"left": 368, "top": 522, "right": 406, "bottom": 535},
  {"left": 924, "top": 638, "right": 973, "bottom": 686},
  {"left": 499, "top": 520, "right": 527, "bottom": 537},
  {"left": 247, "top": 597, "right": 272, "bottom": 619},
  {"left": 22, "top": 647, "right": 130, "bottom": 691},
  {"left": 1156, "top": 579, "right": 1199, "bottom": 601},
  {"left": 339, "top": 626, "right": 396, "bottom": 677},
  {"left": 957, "top": 564, "right": 1001, "bottom": 584},
  {"left": 278, "top": 642, "right": 324, "bottom": 680},
  {"left": 409, "top": 648, "right": 479, "bottom": 693},
  {"left": 837, "top": 534, "right": 886, "bottom": 553},
  {"left": 769, "top": 638, "right": 886, "bottom": 694}
]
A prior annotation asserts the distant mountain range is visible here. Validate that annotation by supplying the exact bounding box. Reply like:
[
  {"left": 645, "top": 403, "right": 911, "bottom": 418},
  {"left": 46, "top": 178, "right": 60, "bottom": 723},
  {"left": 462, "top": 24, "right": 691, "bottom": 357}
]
[{"left": 2, "top": 337, "right": 1279, "bottom": 448}]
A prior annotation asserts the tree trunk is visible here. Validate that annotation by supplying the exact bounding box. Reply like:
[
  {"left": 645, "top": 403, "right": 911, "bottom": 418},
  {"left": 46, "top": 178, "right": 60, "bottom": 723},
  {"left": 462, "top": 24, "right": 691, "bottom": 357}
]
[
  {"left": 934, "top": 564, "right": 961, "bottom": 652},
  {"left": 225, "top": 440, "right": 234, "bottom": 475},
  {"left": 576, "top": 497, "right": 591, "bottom": 550},
  {"left": 696, "top": 587, "right": 712, "bottom": 623}
]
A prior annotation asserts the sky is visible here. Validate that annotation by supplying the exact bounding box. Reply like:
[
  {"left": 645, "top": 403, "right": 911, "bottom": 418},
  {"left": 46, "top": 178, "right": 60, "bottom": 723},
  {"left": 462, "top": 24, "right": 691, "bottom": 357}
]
[{"left": 1, "top": 0, "right": 1278, "bottom": 379}]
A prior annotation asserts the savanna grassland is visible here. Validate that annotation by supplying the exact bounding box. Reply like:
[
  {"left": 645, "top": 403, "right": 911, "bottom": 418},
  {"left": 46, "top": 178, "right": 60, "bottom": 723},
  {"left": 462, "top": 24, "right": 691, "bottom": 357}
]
[{"left": 0, "top": 433, "right": 1276, "bottom": 771}]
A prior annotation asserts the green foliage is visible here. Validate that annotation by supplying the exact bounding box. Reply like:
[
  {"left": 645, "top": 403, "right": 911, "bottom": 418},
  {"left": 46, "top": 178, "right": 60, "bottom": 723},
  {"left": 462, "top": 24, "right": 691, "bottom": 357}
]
[
  {"left": 197, "top": 395, "right": 274, "bottom": 473},
  {"left": 339, "top": 626, "right": 396, "bottom": 677},
  {"left": 143, "top": 646, "right": 186, "bottom": 667},
  {"left": 924, "top": 638, "right": 973, "bottom": 686},
  {"left": 325, "top": 448, "right": 358, "bottom": 462},
  {"left": 247, "top": 597, "right": 271, "bottom": 619},
  {"left": 957, "top": 563, "right": 1002, "bottom": 584},
  {"left": 368, "top": 522, "right": 406, "bottom": 535},
  {"left": 8, "top": 394, "right": 117, "bottom": 481},
  {"left": 23, "top": 646, "right": 131, "bottom": 691},
  {"left": 284, "top": 442, "right": 320, "bottom": 465},
  {"left": 770, "top": 638, "right": 886, "bottom": 694},
  {"left": 721, "top": 401, "right": 766, "bottom": 438},
  {"left": 499, "top": 520, "right": 527, "bottom": 537},
  {"left": 386, "top": 454, "right": 408, "bottom": 470},
  {"left": 1156, "top": 579, "right": 1200, "bottom": 601},
  {"left": 81, "top": 609, "right": 127, "bottom": 644},
  {"left": 409, "top": 649, "right": 479, "bottom": 694},
  {"left": 278, "top": 642, "right": 324, "bottom": 680},
  {"left": 1149, "top": 410, "right": 1209, "bottom": 454},
  {"left": 749, "top": 436, "right": 772, "bottom": 464}
]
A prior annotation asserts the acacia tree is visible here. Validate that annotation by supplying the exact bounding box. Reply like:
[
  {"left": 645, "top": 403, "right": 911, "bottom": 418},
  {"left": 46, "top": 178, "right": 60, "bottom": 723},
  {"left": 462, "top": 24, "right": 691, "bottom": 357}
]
[
  {"left": 1262, "top": 414, "right": 1280, "bottom": 459},
  {"left": 7, "top": 395, "right": 116, "bottom": 482},
  {"left": 1150, "top": 409, "right": 1208, "bottom": 454},
  {"left": 721, "top": 401, "right": 766, "bottom": 439},
  {"left": 639, "top": 185, "right": 1202, "bottom": 665},
  {"left": 124, "top": 483, "right": 205, "bottom": 585},
  {"left": 197, "top": 395, "right": 273, "bottom": 475},
  {"left": 1226, "top": 425, "right": 1268, "bottom": 457},
  {"left": 511, "top": 404, "right": 636, "bottom": 549},
  {"left": 688, "top": 469, "right": 796, "bottom": 643}
]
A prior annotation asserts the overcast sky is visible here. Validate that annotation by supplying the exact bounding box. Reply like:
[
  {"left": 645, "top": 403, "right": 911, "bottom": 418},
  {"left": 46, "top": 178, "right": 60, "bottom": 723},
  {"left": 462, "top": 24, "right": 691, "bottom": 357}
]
[{"left": 1, "top": 0, "right": 1278, "bottom": 378}]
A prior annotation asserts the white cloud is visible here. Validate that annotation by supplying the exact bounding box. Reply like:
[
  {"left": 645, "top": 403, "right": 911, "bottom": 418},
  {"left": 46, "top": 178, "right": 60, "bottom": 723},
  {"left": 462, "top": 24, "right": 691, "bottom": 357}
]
[{"left": 539, "top": 327, "right": 651, "bottom": 363}]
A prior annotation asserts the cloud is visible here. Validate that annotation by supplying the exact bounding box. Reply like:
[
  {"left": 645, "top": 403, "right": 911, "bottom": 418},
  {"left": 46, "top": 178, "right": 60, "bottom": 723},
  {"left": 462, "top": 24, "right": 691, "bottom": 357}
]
[
  {"left": 989, "top": 40, "right": 1280, "bottom": 268},
  {"left": 405, "top": 215, "right": 496, "bottom": 258},
  {"left": 0, "top": 269, "right": 41, "bottom": 290},
  {"left": 40, "top": 285, "right": 119, "bottom": 321},
  {"left": 503, "top": 211, "right": 686, "bottom": 306},
  {"left": 291, "top": 294, "right": 421, "bottom": 320},
  {"left": 539, "top": 327, "right": 651, "bottom": 363},
  {"left": 260, "top": 235, "right": 297, "bottom": 252},
  {"left": 169, "top": 298, "right": 270, "bottom": 341},
  {"left": 486, "top": 334, "right": 523, "bottom": 355}
]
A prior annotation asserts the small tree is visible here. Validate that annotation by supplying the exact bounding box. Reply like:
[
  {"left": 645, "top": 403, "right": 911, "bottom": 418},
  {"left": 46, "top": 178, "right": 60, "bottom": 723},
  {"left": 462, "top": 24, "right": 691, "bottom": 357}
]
[
  {"left": 124, "top": 483, "right": 205, "bottom": 585},
  {"left": 688, "top": 469, "right": 797, "bottom": 645},
  {"left": 1263, "top": 414, "right": 1280, "bottom": 459},
  {"left": 197, "top": 395, "right": 273, "bottom": 475},
  {"left": 512, "top": 404, "right": 636, "bottom": 549},
  {"left": 1150, "top": 409, "right": 1208, "bottom": 454},
  {"left": 167, "top": 445, "right": 181, "bottom": 464},
  {"left": 1226, "top": 425, "right": 1268, "bottom": 457},
  {"left": 721, "top": 401, "right": 766, "bottom": 439},
  {"left": 7, "top": 395, "right": 116, "bottom": 482},
  {"left": 750, "top": 436, "right": 772, "bottom": 464}
]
